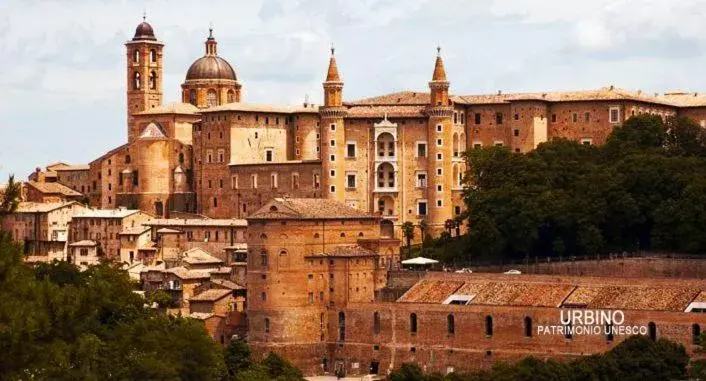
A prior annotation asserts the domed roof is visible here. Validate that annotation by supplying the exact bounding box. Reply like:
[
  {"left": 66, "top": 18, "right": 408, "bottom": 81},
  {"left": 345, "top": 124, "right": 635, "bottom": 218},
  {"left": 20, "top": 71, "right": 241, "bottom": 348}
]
[
  {"left": 186, "top": 56, "right": 237, "bottom": 81},
  {"left": 133, "top": 21, "right": 156, "bottom": 41},
  {"left": 184, "top": 28, "right": 237, "bottom": 82}
]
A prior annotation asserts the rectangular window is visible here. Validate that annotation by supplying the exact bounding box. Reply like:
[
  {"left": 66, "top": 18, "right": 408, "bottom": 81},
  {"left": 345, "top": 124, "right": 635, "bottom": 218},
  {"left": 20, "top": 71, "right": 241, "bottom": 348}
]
[
  {"left": 416, "top": 142, "right": 427, "bottom": 157},
  {"left": 609, "top": 107, "right": 620, "bottom": 124},
  {"left": 251, "top": 174, "right": 258, "bottom": 189},
  {"left": 437, "top": 184, "right": 443, "bottom": 192},
  {"left": 347, "top": 174, "right": 356, "bottom": 189},
  {"left": 436, "top": 124, "right": 442, "bottom": 132},
  {"left": 437, "top": 199, "right": 443, "bottom": 207},
  {"left": 346, "top": 142, "right": 356, "bottom": 158},
  {"left": 514, "top": 113, "right": 519, "bottom": 120},
  {"left": 330, "top": 123, "right": 336, "bottom": 131},
  {"left": 330, "top": 170, "right": 335, "bottom": 177},
  {"left": 584, "top": 112, "right": 590, "bottom": 122},
  {"left": 330, "top": 155, "right": 335, "bottom": 162},
  {"left": 473, "top": 142, "right": 482, "bottom": 148},
  {"left": 292, "top": 173, "right": 300, "bottom": 189},
  {"left": 232, "top": 175, "right": 238, "bottom": 189},
  {"left": 417, "top": 201, "right": 428, "bottom": 216},
  {"left": 551, "top": 114, "right": 557, "bottom": 123},
  {"left": 218, "top": 149, "right": 225, "bottom": 163},
  {"left": 494, "top": 141, "right": 504, "bottom": 147},
  {"left": 581, "top": 138, "right": 593, "bottom": 146},
  {"left": 313, "top": 174, "right": 320, "bottom": 189},
  {"left": 437, "top": 152, "right": 443, "bottom": 161},
  {"left": 271, "top": 173, "right": 278, "bottom": 188},
  {"left": 495, "top": 112, "right": 503, "bottom": 125},
  {"left": 513, "top": 129, "right": 519, "bottom": 137},
  {"left": 416, "top": 172, "right": 427, "bottom": 188},
  {"left": 265, "top": 150, "right": 273, "bottom": 162},
  {"left": 436, "top": 168, "right": 442, "bottom": 176},
  {"left": 474, "top": 113, "right": 481, "bottom": 124},
  {"left": 437, "top": 138, "right": 443, "bottom": 146},
  {"left": 330, "top": 139, "right": 335, "bottom": 147}
]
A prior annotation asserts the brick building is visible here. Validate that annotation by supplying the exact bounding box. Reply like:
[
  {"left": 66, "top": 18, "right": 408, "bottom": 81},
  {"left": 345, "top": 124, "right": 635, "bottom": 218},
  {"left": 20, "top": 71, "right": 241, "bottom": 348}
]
[
  {"left": 29, "top": 18, "right": 706, "bottom": 239},
  {"left": 67, "top": 207, "right": 152, "bottom": 265},
  {"left": 1, "top": 201, "right": 86, "bottom": 262}
]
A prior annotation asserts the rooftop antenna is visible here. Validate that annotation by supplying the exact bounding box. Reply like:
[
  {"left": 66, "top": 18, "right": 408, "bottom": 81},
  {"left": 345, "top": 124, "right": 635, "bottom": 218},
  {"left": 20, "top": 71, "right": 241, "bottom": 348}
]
[
  {"left": 143, "top": 9, "right": 147, "bottom": 22},
  {"left": 304, "top": 94, "right": 310, "bottom": 107},
  {"left": 437, "top": 46, "right": 441, "bottom": 56}
]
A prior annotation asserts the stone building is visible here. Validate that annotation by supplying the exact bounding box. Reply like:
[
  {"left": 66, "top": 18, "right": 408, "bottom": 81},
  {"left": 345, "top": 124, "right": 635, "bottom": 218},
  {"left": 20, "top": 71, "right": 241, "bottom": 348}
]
[
  {"left": 1, "top": 201, "right": 86, "bottom": 262},
  {"left": 67, "top": 207, "right": 152, "bottom": 264},
  {"left": 33, "top": 18, "right": 706, "bottom": 239},
  {"left": 24, "top": 181, "right": 83, "bottom": 203}
]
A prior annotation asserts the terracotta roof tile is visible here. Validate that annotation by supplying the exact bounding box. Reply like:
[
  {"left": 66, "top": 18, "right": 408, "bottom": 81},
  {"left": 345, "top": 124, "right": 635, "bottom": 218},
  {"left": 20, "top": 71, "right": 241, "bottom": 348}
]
[
  {"left": 146, "top": 218, "right": 247, "bottom": 227},
  {"left": 247, "top": 198, "right": 376, "bottom": 220},
  {"left": 14, "top": 201, "right": 76, "bottom": 213},
  {"left": 27, "top": 181, "right": 82, "bottom": 197},
  {"left": 308, "top": 245, "right": 378, "bottom": 258},
  {"left": 134, "top": 102, "right": 200, "bottom": 116},
  {"left": 190, "top": 288, "right": 232, "bottom": 302},
  {"left": 397, "top": 280, "right": 465, "bottom": 303}
]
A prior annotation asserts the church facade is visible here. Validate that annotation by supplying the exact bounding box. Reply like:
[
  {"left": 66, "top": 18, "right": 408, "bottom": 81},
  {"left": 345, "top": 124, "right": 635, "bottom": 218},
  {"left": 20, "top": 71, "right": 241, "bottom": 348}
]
[{"left": 72, "top": 19, "right": 706, "bottom": 239}]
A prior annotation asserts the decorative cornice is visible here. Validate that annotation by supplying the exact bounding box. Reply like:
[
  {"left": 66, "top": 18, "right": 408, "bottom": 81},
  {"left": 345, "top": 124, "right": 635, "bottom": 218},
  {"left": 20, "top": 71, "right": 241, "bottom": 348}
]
[
  {"left": 424, "top": 106, "right": 454, "bottom": 117},
  {"left": 320, "top": 106, "right": 348, "bottom": 118}
]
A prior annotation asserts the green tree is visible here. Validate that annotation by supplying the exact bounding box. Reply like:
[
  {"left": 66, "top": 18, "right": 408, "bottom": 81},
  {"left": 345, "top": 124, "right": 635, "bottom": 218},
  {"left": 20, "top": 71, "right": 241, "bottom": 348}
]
[
  {"left": 0, "top": 174, "right": 21, "bottom": 215},
  {"left": 224, "top": 339, "right": 253, "bottom": 379},
  {"left": 401, "top": 222, "right": 415, "bottom": 258}
]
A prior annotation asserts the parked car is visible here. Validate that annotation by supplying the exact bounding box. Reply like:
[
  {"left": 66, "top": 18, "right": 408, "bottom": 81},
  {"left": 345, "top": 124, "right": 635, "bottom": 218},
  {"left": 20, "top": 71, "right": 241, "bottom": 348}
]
[
  {"left": 455, "top": 268, "right": 473, "bottom": 273},
  {"left": 504, "top": 269, "right": 522, "bottom": 275}
]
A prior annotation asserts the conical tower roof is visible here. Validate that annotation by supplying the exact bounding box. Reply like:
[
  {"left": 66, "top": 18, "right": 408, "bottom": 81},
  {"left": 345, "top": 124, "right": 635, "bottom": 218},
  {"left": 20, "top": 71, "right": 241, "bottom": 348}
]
[
  {"left": 432, "top": 46, "right": 447, "bottom": 81},
  {"left": 326, "top": 47, "right": 341, "bottom": 82}
]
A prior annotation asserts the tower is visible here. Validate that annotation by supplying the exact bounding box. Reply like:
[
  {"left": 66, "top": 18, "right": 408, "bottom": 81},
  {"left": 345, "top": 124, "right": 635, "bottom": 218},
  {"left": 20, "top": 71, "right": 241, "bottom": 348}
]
[
  {"left": 425, "top": 47, "right": 454, "bottom": 236},
  {"left": 320, "top": 47, "right": 347, "bottom": 200},
  {"left": 126, "top": 16, "right": 164, "bottom": 142}
]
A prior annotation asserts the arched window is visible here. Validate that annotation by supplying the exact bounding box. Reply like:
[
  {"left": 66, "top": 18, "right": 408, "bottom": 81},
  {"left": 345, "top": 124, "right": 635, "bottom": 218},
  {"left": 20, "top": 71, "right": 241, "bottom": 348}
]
[
  {"left": 453, "top": 133, "right": 460, "bottom": 157},
  {"left": 524, "top": 316, "right": 533, "bottom": 337},
  {"left": 264, "top": 317, "right": 270, "bottom": 333},
  {"left": 125, "top": 154, "right": 131, "bottom": 164},
  {"left": 606, "top": 322, "right": 614, "bottom": 341},
  {"left": 485, "top": 315, "right": 493, "bottom": 336},
  {"left": 149, "top": 71, "right": 157, "bottom": 90},
  {"left": 149, "top": 49, "right": 156, "bottom": 63},
  {"left": 133, "top": 72, "right": 141, "bottom": 90},
  {"left": 279, "top": 249, "right": 287, "bottom": 256},
  {"left": 410, "top": 313, "right": 417, "bottom": 334},
  {"left": 447, "top": 314, "right": 455, "bottom": 335},
  {"left": 338, "top": 312, "right": 346, "bottom": 342},
  {"left": 460, "top": 132, "right": 466, "bottom": 152},
  {"left": 314, "top": 233, "right": 320, "bottom": 239},
  {"left": 694, "top": 324, "right": 701, "bottom": 345},
  {"left": 227, "top": 89, "right": 235, "bottom": 103},
  {"left": 376, "top": 163, "right": 395, "bottom": 189},
  {"left": 189, "top": 89, "right": 197, "bottom": 105},
  {"left": 132, "top": 49, "right": 139, "bottom": 63},
  {"left": 259, "top": 233, "right": 268, "bottom": 240},
  {"left": 178, "top": 152, "right": 184, "bottom": 164},
  {"left": 206, "top": 89, "right": 218, "bottom": 107},
  {"left": 373, "top": 312, "right": 380, "bottom": 335},
  {"left": 340, "top": 232, "right": 345, "bottom": 238},
  {"left": 648, "top": 322, "right": 656, "bottom": 341},
  {"left": 377, "top": 132, "right": 395, "bottom": 157}
]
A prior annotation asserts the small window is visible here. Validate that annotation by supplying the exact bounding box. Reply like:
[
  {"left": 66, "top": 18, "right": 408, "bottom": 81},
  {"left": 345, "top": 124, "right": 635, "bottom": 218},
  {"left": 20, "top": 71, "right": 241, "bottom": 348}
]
[
  {"left": 417, "top": 201, "right": 427, "bottom": 216},
  {"left": 609, "top": 107, "right": 620, "bottom": 124},
  {"left": 513, "top": 113, "right": 519, "bottom": 121},
  {"left": 694, "top": 324, "right": 701, "bottom": 345},
  {"left": 513, "top": 129, "right": 519, "bottom": 137},
  {"left": 436, "top": 124, "right": 443, "bottom": 132},
  {"left": 410, "top": 313, "right": 418, "bottom": 334},
  {"left": 437, "top": 138, "right": 443, "bottom": 146},
  {"left": 266, "top": 150, "right": 273, "bottom": 162},
  {"left": 436, "top": 199, "right": 442, "bottom": 207},
  {"left": 648, "top": 322, "right": 656, "bottom": 341},
  {"left": 584, "top": 112, "right": 590, "bottom": 122},
  {"left": 495, "top": 112, "right": 503, "bottom": 125},
  {"left": 416, "top": 172, "right": 427, "bottom": 188},
  {"left": 436, "top": 168, "right": 442, "bottom": 176},
  {"left": 330, "top": 155, "right": 335, "bottom": 162},
  {"left": 436, "top": 153, "right": 442, "bottom": 161},
  {"left": 150, "top": 49, "right": 156, "bottom": 63},
  {"left": 330, "top": 139, "right": 335, "bottom": 147},
  {"left": 330, "top": 123, "right": 336, "bottom": 131},
  {"left": 485, "top": 316, "right": 493, "bottom": 336},
  {"left": 524, "top": 316, "right": 532, "bottom": 337},
  {"left": 417, "top": 142, "right": 427, "bottom": 157},
  {"left": 474, "top": 113, "right": 481, "bottom": 124},
  {"left": 447, "top": 314, "right": 455, "bottom": 335},
  {"left": 347, "top": 174, "right": 356, "bottom": 189},
  {"left": 572, "top": 112, "right": 578, "bottom": 123},
  {"left": 551, "top": 114, "right": 557, "bottom": 123},
  {"left": 373, "top": 312, "right": 381, "bottom": 335},
  {"left": 347, "top": 143, "right": 356, "bottom": 158}
]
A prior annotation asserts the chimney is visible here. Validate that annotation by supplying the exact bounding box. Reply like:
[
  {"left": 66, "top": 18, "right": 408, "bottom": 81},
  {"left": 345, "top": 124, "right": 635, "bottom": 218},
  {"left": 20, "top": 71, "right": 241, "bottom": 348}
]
[{"left": 498, "top": 90, "right": 502, "bottom": 95}]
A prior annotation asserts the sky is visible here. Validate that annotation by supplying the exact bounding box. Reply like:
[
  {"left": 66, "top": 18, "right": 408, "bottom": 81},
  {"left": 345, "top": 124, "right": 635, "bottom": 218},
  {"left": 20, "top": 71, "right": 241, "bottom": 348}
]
[{"left": 2, "top": 0, "right": 706, "bottom": 180}]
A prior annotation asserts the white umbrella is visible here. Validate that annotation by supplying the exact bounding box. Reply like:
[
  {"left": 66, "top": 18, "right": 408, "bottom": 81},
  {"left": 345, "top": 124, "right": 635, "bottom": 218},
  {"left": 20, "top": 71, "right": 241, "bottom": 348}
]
[{"left": 401, "top": 257, "right": 439, "bottom": 265}]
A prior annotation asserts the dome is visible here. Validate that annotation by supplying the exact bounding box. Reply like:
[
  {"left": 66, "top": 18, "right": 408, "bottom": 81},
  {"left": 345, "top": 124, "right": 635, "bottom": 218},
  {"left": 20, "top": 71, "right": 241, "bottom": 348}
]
[
  {"left": 133, "top": 21, "right": 156, "bottom": 41},
  {"left": 185, "top": 55, "right": 237, "bottom": 81}
]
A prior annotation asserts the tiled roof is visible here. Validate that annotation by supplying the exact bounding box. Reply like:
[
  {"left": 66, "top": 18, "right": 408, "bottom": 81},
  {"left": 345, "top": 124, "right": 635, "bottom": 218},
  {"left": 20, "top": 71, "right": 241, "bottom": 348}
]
[
  {"left": 346, "top": 105, "right": 427, "bottom": 118},
  {"left": 14, "top": 201, "right": 75, "bottom": 213},
  {"left": 182, "top": 247, "right": 223, "bottom": 265},
  {"left": 347, "top": 91, "right": 430, "bottom": 105},
  {"left": 156, "top": 227, "right": 183, "bottom": 234},
  {"left": 211, "top": 278, "right": 245, "bottom": 290},
  {"left": 562, "top": 285, "right": 700, "bottom": 312},
  {"left": 68, "top": 240, "right": 97, "bottom": 247},
  {"left": 397, "top": 280, "right": 466, "bottom": 303},
  {"left": 247, "top": 198, "right": 376, "bottom": 220},
  {"left": 308, "top": 245, "right": 378, "bottom": 258},
  {"left": 398, "top": 274, "right": 704, "bottom": 311},
  {"left": 203, "top": 102, "right": 319, "bottom": 114},
  {"left": 54, "top": 165, "right": 90, "bottom": 171},
  {"left": 146, "top": 218, "right": 247, "bottom": 227},
  {"left": 662, "top": 92, "right": 706, "bottom": 107},
  {"left": 139, "top": 122, "right": 167, "bottom": 139},
  {"left": 27, "top": 181, "right": 82, "bottom": 196},
  {"left": 73, "top": 208, "right": 140, "bottom": 219},
  {"left": 190, "top": 288, "right": 232, "bottom": 302},
  {"left": 134, "top": 102, "right": 200, "bottom": 116},
  {"left": 165, "top": 266, "right": 211, "bottom": 280},
  {"left": 230, "top": 160, "right": 321, "bottom": 167}
]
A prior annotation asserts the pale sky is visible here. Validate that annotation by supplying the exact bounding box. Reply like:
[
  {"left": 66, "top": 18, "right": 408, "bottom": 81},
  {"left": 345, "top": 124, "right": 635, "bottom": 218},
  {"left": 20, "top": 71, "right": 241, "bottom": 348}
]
[{"left": 2, "top": 0, "right": 706, "bottom": 180}]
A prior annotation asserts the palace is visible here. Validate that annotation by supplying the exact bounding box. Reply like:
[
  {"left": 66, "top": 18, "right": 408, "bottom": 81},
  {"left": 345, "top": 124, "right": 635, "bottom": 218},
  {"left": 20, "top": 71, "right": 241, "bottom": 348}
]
[{"left": 28, "top": 18, "right": 706, "bottom": 240}]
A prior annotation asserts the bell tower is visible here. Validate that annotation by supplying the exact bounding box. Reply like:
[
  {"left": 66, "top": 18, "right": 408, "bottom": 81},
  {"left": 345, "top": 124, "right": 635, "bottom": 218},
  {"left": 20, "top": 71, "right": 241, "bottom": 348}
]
[
  {"left": 320, "top": 47, "right": 347, "bottom": 201},
  {"left": 125, "top": 15, "right": 164, "bottom": 142}
]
